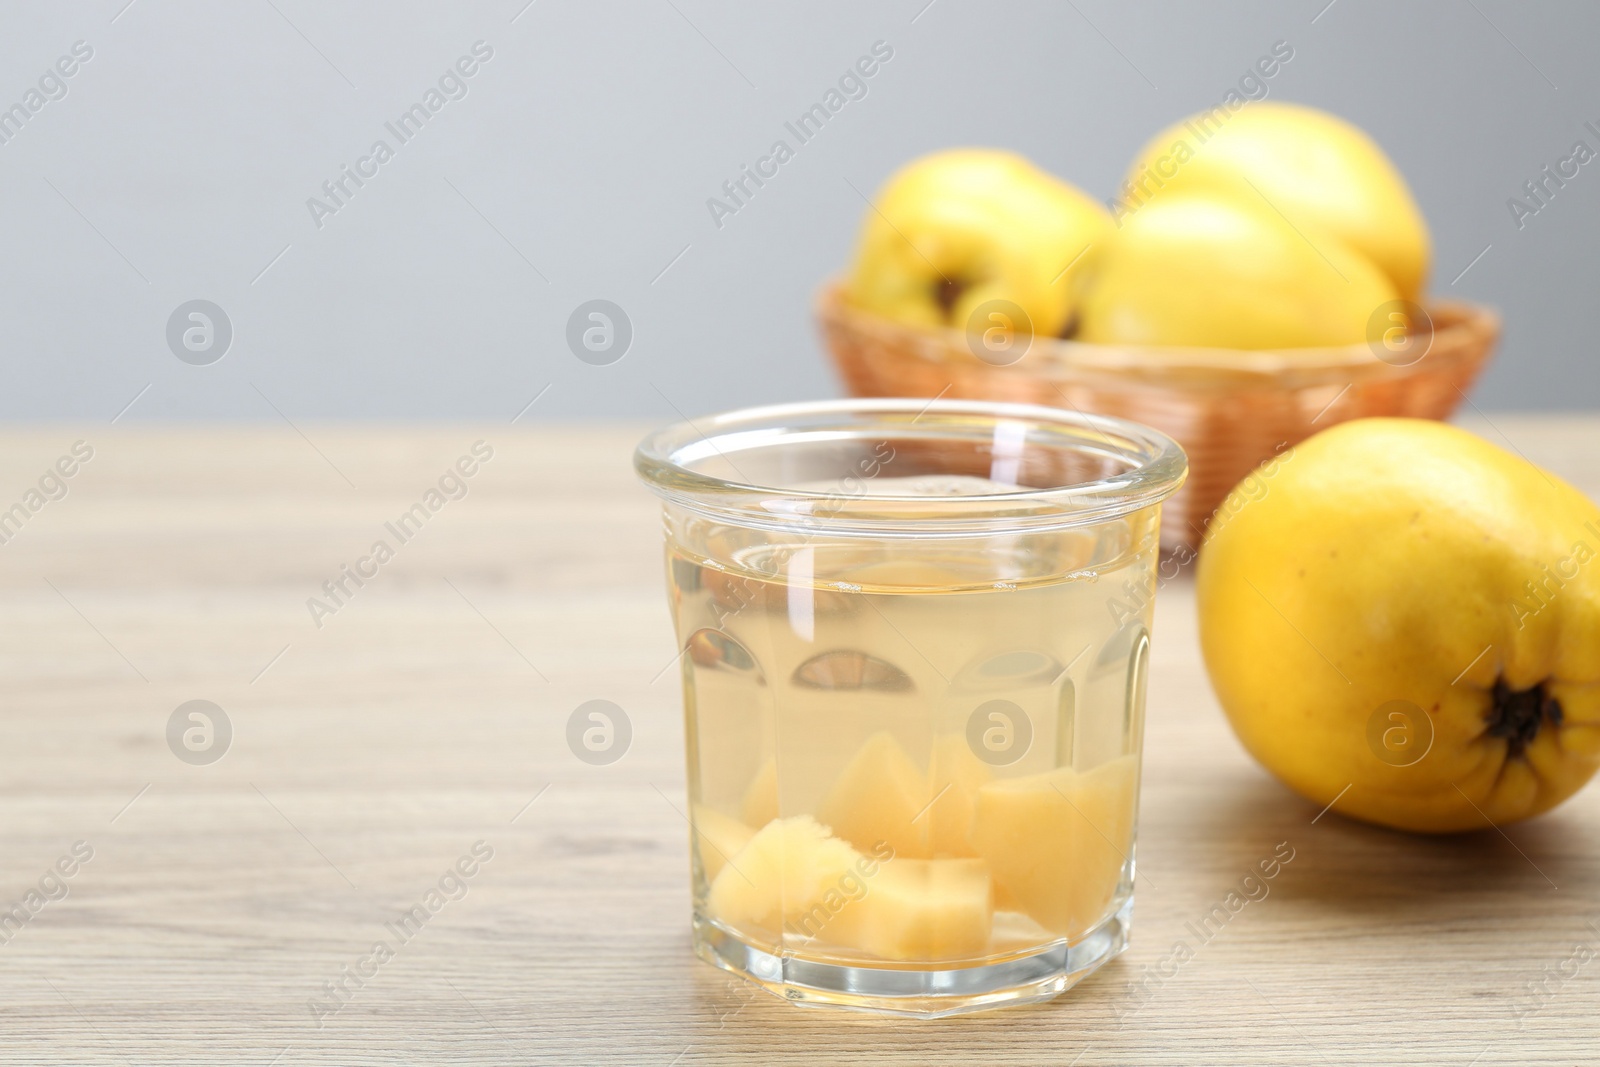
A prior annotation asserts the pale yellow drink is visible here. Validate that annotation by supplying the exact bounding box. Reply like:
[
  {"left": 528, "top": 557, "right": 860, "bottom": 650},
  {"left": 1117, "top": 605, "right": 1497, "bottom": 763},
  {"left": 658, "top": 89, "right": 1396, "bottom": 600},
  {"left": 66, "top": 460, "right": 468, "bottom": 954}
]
[{"left": 671, "top": 477, "right": 1152, "bottom": 965}]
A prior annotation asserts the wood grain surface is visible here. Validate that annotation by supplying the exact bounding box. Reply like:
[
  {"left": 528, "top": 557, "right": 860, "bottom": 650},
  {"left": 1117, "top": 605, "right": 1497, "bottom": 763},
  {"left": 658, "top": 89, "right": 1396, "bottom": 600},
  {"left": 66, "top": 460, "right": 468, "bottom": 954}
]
[{"left": 0, "top": 418, "right": 1596, "bottom": 1065}]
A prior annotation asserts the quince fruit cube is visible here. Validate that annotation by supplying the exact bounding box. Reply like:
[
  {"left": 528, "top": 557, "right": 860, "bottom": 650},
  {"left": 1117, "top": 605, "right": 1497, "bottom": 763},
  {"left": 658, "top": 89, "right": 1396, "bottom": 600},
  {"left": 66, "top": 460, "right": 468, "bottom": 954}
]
[
  {"left": 827, "top": 857, "right": 993, "bottom": 961},
  {"left": 926, "top": 733, "right": 993, "bottom": 857},
  {"left": 691, "top": 805, "right": 754, "bottom": 883},
  {"left": 740, "top": 757, "right": 779, "bottom": 828},
  {"left": 971, "top": 755, "right": 1139, "bottom": 936},
  {"left": 816, "top": 731, "right": 933, "bottom": 858},
  {"left": 706, "top": 815, "right": 863, "bottom": 942}
]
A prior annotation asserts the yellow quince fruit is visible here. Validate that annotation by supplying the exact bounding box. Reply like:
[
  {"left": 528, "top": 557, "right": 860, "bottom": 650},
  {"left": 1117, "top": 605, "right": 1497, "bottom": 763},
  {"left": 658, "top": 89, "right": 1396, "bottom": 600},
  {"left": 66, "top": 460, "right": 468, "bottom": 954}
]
[
  {"left": 1197, "top": 418, "right": 1600, "bottom": 832},
  {"left": 1123, "top": 101, "right": 1430, "bottom": 300},
  {"left": 845, "top": 148, "right": 1110, "bottom": 338},
  {"left": 1076, "top": 193, "right": 1397, "bottom": 349}
]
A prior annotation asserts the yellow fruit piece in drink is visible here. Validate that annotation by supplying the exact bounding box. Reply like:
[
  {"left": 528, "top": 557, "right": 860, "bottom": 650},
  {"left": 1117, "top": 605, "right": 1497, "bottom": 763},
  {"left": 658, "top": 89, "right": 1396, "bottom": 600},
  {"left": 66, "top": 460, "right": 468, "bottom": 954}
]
[
  {"left": 991, "top": 878, "right": 1021, "bottom": 914},
  {"left": 926, "top": 734, "right": 993, "bottom": 857},
  {"left": 691, "top": 805, "right": 755, "bottom": 883},
  {"left": 970, "top": 755, "right": 1139, "bottom": 937},
  {"left": 706, "top": 815, "right": 863, "bottom": 941},
  {"left": 816, "top": 731, "right": 932, "bottom": 858},
  {"left": 827, "top": 857, "right": 994, "bottom": 962},
  {"left": 740, "top": 757, "right": 779, "bottom": 827}
]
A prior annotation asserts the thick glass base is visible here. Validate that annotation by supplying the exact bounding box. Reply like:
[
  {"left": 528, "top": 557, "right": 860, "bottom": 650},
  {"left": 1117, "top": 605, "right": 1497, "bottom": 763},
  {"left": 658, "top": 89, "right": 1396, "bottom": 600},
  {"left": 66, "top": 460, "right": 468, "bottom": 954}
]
[{"left": 693, "top": 897, "right": 1132, "bottom": 1018}]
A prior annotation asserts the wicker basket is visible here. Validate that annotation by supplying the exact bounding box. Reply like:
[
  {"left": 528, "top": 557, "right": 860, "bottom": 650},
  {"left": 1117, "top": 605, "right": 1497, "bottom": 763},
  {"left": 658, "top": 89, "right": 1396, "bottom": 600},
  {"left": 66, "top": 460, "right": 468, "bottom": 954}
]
[{"left": 816, "top": 281, "right": 1501, "bottom": 549}]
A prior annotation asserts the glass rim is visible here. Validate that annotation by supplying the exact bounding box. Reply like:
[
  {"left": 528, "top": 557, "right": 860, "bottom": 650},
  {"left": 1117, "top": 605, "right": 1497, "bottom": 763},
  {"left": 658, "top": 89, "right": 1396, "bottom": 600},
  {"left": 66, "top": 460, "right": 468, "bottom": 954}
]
[{"left": 634, "top": 398, "right": 1188, "bottom": 535}]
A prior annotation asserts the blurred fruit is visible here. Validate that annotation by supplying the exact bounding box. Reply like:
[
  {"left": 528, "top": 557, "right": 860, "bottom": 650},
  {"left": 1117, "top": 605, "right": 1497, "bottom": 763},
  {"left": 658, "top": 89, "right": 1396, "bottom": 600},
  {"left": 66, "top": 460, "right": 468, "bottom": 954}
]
[
  {"left": 1125, "top": 102, "right": 1430, "bottom": 299},
  {"left": 845, "top": 148, "right": 1110, "bottom": 337},
  {"left": 970, "top": 755, "right": 1138, "bottom": 934},
  {"left": 1077, "top": 194, "right": 1397, "bottom": 349},
  {"left": 1198, "top": 418, "right": 1600, "bottom": 832}
]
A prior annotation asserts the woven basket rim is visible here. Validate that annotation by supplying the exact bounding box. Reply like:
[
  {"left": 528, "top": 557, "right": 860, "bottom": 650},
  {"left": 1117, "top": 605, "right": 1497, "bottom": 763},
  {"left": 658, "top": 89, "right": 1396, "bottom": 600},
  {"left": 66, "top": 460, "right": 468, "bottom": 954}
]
[{"left": 817, "top": 278, "right": 1501, "bottom": 387}]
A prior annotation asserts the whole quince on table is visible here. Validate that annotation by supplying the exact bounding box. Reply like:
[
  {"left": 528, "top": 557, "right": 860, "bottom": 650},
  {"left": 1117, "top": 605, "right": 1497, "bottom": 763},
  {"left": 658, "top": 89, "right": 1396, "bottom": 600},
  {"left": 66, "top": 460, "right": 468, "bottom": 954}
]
[{"left": 1198, "top": 418, "right": 1600, "bottom": 832}]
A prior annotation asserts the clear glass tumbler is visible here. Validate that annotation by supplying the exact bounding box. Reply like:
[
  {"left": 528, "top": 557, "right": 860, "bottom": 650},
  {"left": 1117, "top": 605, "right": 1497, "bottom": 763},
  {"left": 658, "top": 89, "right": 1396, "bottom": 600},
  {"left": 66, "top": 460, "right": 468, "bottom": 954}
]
[{"left": 635, "top": 399, "right": 1186, "bottom": 1016}]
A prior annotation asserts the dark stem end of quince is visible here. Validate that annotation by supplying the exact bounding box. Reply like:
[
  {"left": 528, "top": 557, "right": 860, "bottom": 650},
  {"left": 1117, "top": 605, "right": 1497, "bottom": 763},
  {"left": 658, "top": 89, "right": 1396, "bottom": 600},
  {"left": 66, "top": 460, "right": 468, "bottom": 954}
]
[{"left": 1487, "top": 676, "right": 1562, "bottom": 760}]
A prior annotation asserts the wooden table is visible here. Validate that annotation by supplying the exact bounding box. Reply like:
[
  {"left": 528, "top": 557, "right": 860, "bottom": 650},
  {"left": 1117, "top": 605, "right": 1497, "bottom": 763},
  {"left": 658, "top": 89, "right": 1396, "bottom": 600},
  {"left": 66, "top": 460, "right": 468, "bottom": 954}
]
[{"left": 2, "top": 419, "right": 1596, "bottom": 1065}]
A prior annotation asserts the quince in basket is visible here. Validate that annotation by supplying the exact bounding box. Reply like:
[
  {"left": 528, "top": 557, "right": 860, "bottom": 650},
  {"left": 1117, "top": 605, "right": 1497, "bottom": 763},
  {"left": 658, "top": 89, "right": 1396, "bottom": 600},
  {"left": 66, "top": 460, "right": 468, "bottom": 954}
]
[
  {"left": 843, "top": 103, "right": 1432, "bottom": 353},
  {"left": 1123, "top": 101, "right": 1431, "bottom": 300},
  {"left": 844, "top": 148, "right": 1109, "bottom": 338},
  {"left": 1076, "top": 193, "right": 1396, "bottom": 349}
]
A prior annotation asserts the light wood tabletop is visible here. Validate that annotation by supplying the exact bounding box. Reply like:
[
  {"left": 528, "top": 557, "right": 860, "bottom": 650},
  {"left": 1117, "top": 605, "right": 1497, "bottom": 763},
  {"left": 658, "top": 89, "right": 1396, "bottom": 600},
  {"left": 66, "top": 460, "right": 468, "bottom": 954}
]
[{"left": 1, "top": 418, "right": 1596, "bottom": 1065}]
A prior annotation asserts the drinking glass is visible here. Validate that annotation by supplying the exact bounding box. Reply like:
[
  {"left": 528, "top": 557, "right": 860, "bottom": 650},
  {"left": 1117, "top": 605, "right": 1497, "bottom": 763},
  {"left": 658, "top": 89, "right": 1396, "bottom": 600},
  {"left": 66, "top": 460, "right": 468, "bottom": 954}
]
[{"left": 635, "top": 399, "right": 1186, "bottom": 1016}]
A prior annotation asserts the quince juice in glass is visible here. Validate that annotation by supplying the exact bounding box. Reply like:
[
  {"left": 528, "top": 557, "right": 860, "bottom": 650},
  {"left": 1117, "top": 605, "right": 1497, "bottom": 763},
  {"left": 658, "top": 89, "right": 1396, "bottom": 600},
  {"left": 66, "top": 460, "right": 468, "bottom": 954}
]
[{"left": 636, "top": 400, "right": 1185, "bottom": 1016}]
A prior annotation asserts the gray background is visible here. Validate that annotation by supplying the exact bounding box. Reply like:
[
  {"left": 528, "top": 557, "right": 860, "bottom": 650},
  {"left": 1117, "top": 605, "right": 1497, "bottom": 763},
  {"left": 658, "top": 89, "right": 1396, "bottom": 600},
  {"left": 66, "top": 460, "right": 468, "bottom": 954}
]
[{"left": 2, "top": 0, "right": 1597, "bottom": 422}]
